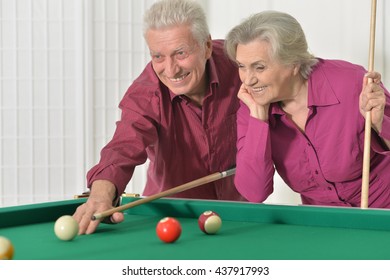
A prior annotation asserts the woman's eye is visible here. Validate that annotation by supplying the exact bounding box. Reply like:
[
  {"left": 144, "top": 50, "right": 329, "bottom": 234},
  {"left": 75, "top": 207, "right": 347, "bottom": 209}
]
[{"left": 256, "top": 65, "right": 265, "bottom": 71}]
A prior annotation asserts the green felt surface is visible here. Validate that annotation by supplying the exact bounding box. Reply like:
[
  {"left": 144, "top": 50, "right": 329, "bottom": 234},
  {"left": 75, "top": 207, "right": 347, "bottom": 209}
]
[{"left": 1, "top": 198, "right": 390, "bottom": 260}]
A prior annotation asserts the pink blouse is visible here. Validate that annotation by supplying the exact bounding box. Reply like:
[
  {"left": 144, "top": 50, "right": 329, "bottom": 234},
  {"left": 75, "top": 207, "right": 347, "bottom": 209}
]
[{"left": 235, "top": 59, "right": 390, "bottom": 207}]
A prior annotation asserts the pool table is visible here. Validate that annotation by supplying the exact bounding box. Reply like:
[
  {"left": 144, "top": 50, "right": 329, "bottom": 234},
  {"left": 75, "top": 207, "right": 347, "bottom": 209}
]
[{"left": 1, "top": 197, "right": 390, "bottom": 260}]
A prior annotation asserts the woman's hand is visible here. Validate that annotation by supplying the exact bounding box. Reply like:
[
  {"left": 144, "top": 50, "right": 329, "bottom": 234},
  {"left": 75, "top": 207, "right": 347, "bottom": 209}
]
[
  {"left": 360, "top": 71, "right": 386, "bottom": 133},
  {"left": 237, "top": 83, "right": 270, "bottom": 121}
]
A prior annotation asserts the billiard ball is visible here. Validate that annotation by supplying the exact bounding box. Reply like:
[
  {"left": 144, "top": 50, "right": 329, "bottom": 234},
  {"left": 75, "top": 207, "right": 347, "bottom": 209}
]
[
  {"left": 198, "top": 210, "right": 222, "bottom": 234},
  {"left": 0, "top": 236, "right": 14, "bottom": 260},
  {"left": 156, "top": 217, "right": 182, "bottom": 243},
  {"left": 54, "top": 215, "right": 79, "bottom": 241}
]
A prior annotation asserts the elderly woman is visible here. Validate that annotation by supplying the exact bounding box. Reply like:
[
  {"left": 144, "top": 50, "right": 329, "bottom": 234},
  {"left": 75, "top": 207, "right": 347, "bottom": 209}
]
[{"left": 225, "top": 11, "right": 390, "bottom": 207}]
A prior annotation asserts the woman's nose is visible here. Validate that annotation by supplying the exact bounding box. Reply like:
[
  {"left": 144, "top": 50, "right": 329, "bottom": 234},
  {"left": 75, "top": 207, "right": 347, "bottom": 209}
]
[{"left": 243, "top": 72, "right": 258, "bottom": 86}]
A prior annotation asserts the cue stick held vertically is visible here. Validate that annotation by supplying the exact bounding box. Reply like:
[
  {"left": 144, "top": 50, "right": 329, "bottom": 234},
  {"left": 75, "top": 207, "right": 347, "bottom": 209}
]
[
  {"left": 91, "top": 167, "right": 236, "bottom": 220},
  {"left": 361, "top": 0, "right": 377, "bottom": 209}
]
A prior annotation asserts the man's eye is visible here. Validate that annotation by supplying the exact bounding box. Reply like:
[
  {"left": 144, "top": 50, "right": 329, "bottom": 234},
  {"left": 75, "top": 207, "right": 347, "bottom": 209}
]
[
  {"left": 151, "top": 55, "right": 164, "bottom": 63},
  {"left": 176, "top": 51, "right": 189, "bottom": 60}
]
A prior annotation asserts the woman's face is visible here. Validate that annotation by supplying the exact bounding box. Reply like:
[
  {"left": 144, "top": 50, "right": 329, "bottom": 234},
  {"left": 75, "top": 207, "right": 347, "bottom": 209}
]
[{"left": 235, "top": 39, "right": 298, "bottom": 105}]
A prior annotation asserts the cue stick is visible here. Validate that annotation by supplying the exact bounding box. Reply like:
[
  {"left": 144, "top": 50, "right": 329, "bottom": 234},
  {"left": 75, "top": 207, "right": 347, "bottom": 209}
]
[
  {"left": 361, "top": 0, "right": 377, "bottom": 209},
  {"left": 91, "top": 167, "right": 236, "bottom": 220},
  {"left": 74, "top": 192, "right": 140, "bottom": 199}
]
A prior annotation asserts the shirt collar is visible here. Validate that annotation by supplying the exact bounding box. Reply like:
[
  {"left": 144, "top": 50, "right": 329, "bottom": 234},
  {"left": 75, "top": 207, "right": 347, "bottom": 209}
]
[
  {"left": 270, "top": 61, "right": 340, "bottom": 119},
  {"left": 307, "top": 62, "right": 340, "bottom": 107}
]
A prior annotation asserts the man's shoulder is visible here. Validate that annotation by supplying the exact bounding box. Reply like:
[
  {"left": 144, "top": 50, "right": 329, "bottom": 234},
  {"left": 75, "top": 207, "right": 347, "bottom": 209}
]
[
  {"left": 211, "top": 39, "right": 225, "bottom": 55},
  {"left": 120, "top": 63, "right": 162, "bottom": 102},
  {"left": 129, "top": 63, "right": 161, "bottom": 92},
  {"left": 212, "top": 39, "right": 224, "bottom": 47},
  {"left": 210, "top": 39, "right": 238, "bottom": 75}
]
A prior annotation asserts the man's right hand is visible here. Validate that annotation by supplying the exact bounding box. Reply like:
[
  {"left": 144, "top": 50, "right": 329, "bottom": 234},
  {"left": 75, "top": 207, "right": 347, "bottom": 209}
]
[{"left": 73, "top": 180, "right": 125, "bottom": 235}]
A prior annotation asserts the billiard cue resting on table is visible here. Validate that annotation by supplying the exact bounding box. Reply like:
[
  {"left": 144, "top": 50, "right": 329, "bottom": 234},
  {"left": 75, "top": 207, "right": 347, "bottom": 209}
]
[
  {"left": 91, "top": 167, "right": 236, "bottom": 221},
  {"left": 74, "top": 192, "right": 140, "bottom": 199},
  {"left": 361, "top": 0, "right": 377, "bottom": 209}
]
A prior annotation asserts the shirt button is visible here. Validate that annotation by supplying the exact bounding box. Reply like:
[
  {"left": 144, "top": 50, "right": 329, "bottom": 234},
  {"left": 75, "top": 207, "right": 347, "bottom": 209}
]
[
  {"left": 315, "top": 170, "right": 319, "bottom": 175},
  {"left": 327, "top": 187, "right": 332, "bottom": 190}
]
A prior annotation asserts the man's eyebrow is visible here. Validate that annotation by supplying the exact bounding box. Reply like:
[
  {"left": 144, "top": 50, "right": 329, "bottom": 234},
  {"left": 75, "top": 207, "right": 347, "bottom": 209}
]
[
  {"left": 149, "top": 50, "right": 160, "bottom": 55},
  {"left": 149, "top": 45, "right": 190, "bottom": 56},
  {"left": 173, "top": 45, "right": 191, "bottom": 52}
]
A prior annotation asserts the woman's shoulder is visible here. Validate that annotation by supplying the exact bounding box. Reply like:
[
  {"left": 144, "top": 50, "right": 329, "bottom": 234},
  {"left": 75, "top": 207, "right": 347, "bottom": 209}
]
[{"left": 315, "top": 58, "right": 366, "bottom": 73}]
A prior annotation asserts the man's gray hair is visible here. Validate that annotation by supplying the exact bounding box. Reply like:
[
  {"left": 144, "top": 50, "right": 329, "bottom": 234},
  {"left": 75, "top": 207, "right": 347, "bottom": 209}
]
[{"left": 143, "top": 0, "right": 210, "bottom": 45}]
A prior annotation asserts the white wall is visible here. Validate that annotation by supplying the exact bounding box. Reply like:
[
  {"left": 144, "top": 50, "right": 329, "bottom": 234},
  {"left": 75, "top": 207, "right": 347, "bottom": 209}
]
[
  {"left": 0, "top": 0, "right": 389, "bottom": 207},
  {"left": 0, "top": 0, "right": 86, "bottom": 206}
]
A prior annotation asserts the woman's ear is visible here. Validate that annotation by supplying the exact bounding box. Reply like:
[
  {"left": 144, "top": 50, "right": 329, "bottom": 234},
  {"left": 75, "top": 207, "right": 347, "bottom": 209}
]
[{"left": 293, "top": 64, "right": 300, "bottom": 76}]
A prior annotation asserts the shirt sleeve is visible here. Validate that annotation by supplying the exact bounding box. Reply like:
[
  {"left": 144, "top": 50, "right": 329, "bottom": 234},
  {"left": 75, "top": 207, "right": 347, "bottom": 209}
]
[
  {"left": 379, "top": 88, "right": 390, "bottom": 141},
  {"left": 372, "top": 86, "right": 390, "bottom": 154},
  {"left": 234, "top": 103, "right": 275, "bottom": 202},
  {"left": 86, "top": 88, "right": 160, "bottom": 195},
  {"left": 379, "top": 114, "right": 390, "bottom": 142}
]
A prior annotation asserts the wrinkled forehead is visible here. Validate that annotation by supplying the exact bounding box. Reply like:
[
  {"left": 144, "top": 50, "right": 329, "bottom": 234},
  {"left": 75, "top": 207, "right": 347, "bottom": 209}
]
[
  {"left": 146, "top": 28, "right": 200, "bottom": 56},
  {"left": 146, "top": 25, "right": 197, "bottom": 51},
  {"left": 236, "top": 39, "right": 274, "bottom": 61}
]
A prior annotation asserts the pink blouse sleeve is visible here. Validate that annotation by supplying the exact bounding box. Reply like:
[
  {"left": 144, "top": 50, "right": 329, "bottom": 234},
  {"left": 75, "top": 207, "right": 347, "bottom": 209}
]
[
  {"left": 234, "top": 103, "right": 275, "bottom": 202},
  {"left": 372, "top": 86, "right": 390, "bottom": 153}
]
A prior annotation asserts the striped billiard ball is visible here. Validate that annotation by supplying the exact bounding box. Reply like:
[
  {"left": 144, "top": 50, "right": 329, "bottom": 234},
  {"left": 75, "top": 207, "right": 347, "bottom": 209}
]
[{"left": 198, "top": 211, "right": 222, "bottom": 234}]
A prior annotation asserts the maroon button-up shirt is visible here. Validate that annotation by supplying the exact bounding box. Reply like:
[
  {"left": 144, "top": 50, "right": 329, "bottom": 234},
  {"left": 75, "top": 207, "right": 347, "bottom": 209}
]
[{"left": 87, "top": 40, "right": 245, "bottom": 201}]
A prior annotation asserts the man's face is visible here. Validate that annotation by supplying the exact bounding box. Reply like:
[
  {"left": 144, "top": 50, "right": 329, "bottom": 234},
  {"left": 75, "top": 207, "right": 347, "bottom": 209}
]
[{"left": 146, "top": 25, "right": 212, "bottom": 100}]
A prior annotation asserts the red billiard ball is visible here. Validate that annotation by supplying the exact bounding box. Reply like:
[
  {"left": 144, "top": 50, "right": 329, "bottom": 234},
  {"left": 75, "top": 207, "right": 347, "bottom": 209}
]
[
  {"left": 198, "top": 210, "right": 222, "bottom": 234},
  {"left": 156, "top": 217, "right": 182, "bottom": 243},
  {"left": 0, "top": 236, "right": 14, "bottom": 260}
]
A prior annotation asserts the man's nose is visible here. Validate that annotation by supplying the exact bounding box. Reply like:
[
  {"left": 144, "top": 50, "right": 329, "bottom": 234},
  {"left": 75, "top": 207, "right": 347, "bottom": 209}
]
[{"left": 164, "top": 57, "right": 179, "bottom": 77}]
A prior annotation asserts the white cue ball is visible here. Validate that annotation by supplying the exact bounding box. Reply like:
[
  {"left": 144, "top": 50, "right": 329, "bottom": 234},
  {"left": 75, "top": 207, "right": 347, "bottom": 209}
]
[{"left": 54, "top": 215, "right": 79, "bottom": 241}]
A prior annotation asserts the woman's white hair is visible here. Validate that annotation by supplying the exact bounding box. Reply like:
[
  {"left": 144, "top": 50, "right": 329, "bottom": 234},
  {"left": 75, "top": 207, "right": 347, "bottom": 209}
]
[{"left": 225, "top": 10, "right": 318, "bottom": 79}]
